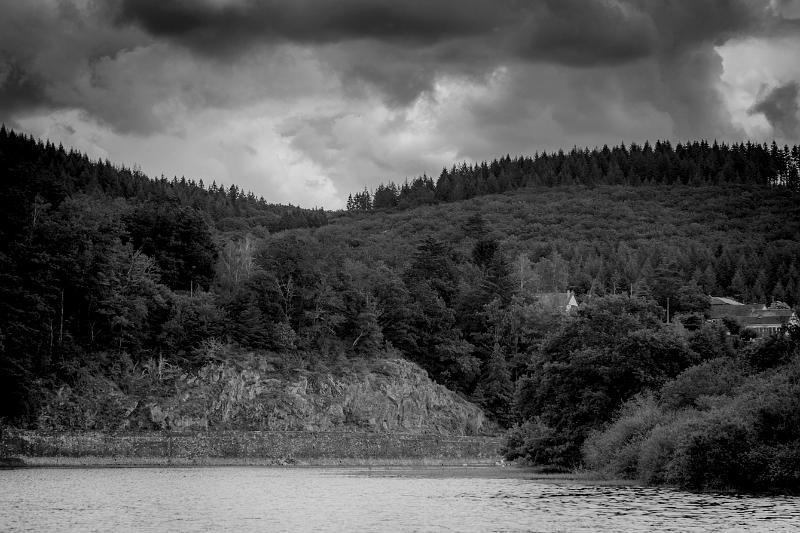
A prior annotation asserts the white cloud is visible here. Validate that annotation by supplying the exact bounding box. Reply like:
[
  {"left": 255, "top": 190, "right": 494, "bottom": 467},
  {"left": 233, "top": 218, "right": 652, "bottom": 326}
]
[{"left": 718, "top": 35, "right": 800, "bottom": 140}]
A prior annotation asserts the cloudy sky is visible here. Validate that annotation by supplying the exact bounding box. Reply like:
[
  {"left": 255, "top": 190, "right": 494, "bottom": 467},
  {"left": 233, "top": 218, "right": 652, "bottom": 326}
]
[{"left": 2, "top": 0, "right": 800, "bottom": 208}]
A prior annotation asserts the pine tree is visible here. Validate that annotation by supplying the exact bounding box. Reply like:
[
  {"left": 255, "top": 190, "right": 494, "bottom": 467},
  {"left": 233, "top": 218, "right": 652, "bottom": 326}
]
[
  {"left": 730, "top": 266, "right": 748, "bottom": 302},
  {"left": 474, "top": 343, "right": 513, "bottom": 426}
]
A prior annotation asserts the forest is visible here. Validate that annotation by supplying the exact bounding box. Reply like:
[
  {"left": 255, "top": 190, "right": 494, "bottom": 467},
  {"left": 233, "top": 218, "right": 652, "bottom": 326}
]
[
  {"left": 2, "top": 126, "right": 799, "bottom": 491},
  {"left": 347, "top": 139, "right": 800, "bottom": 210}
]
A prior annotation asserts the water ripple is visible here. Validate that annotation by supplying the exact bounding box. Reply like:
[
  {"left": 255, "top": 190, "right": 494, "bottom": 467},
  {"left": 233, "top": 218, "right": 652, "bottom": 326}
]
[{"left": 1, "top": 467, "right": 799, "bottom": 532}]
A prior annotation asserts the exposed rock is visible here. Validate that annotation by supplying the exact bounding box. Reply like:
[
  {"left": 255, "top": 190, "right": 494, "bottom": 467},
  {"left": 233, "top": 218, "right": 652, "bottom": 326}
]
[{"left": 36, "top": 358, "right": 491, "bottom": 435}]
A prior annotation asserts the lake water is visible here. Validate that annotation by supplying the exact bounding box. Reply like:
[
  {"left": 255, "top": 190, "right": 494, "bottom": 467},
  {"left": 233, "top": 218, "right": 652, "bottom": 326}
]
[{"left": 1, "top": 467, "right": 799, "bottom": 532}]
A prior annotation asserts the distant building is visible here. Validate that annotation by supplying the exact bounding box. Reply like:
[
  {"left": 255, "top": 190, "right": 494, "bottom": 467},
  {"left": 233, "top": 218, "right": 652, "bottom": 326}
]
[
  {"left": 708, "top": 296, "right": 798, "bottom": 337},
  {"left": 536, "top": 290, "right": 579, "bottom": 314},
  {"left": 739, "top": 309, "right": 799, "bottom": 337}
]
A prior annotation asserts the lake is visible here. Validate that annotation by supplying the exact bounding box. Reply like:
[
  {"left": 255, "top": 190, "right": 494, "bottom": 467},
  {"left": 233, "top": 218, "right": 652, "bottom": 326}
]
[{"left": 1, "top": 467, "right": 798, "bottom": 532}]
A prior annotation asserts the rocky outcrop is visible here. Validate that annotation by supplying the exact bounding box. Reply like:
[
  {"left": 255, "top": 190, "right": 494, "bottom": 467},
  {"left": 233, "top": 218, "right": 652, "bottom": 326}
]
[{"left": 37, "top": 358, "right": 490, "bottom": 435}]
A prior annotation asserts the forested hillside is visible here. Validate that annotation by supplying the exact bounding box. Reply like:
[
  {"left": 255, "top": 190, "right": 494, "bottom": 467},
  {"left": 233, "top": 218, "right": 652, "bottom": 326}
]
[
  {"left": 0, "top": 127, "right": 326, "bottom": 421},
  {"left": 333, "top": 185, "right": 800, "bottom": 306},
  {"left": 0, "top": 126, "right": 327, "bottom": 238},
  {"left": 2, "top": 128, "right": 800, "bottom": 490},
  {"left": 347, "top": 139, "right": 800, "bottom": 210}
]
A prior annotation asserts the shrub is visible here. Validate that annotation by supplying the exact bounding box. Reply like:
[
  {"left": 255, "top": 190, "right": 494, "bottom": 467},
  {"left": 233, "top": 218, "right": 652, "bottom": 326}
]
[
  {"left": 503, "top": 418, "right": 571, "bottom": 468},
  {"left": 636, "top": 412, "right": 696, "bottom": 484},
  {"left": 687, "top": 322, "right": 734, "bottom": 360},
  {"left": 582, "top": 341, "right": 800, "bottom": 492},
  {"left": 582, "top": 394, "right": 663, "bottom": 478},
  {"left": 665, "top": 409, "right": 756, "bottom": 491},
  {"left": 760, "top": 442, "right": 800, "bottom": 491},
  {"left": 740, "top": 334, "right": 797, "bottom": 371},
  {"left": 659, "top": 358, "right": 744, "bottom": 410}
]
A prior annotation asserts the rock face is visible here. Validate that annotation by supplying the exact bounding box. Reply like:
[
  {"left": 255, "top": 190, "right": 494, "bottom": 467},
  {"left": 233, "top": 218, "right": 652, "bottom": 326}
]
[{"left": 37, "top": 359, "right": 490, "bottom": 435}]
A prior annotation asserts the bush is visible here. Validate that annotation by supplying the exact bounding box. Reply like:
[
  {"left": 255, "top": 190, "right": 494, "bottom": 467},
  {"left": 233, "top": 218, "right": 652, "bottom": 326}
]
[
  {"left": 687, "top": 322, "right": 734, "bottom": 359},
  {"left": 637, "top": 419, "right": 686, "bottom": 484},
  {"left": 582, "top": 394, "right": 663, "bottom": 478},
  {"left": 740, "top": 335, "right": 798, "bottom": 372},
  {"left": 760, "top": 442, "right": 800, "bottom": 491},
  {"left": 659, "top": 358, "right": 744, "bottom": 410},
  {"left": 665, "top": 410, "right": 756, "bottom": 490},
  {"left": 580, "top": 317, "right": 800, "bottom": 492},
  {"left": 502, "top": 419, "right": 571, "bottom": 468}
]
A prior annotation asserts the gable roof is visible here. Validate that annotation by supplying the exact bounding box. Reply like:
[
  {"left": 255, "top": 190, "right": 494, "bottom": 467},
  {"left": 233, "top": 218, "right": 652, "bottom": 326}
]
[
  {"left": 741, "top": 314, "right": 795, "bottom": 326},
  {"left": 536, "top": 291, "right": 578, "bottom": 312},
  {"left": 709, "top": 296, "right": 744, "bottom": 306},
  {"left": 710, "top": 303, "right": 797, "bottom": 327},
  {"left": 708, "top": 303, "right": 766, "bottom": 319}
]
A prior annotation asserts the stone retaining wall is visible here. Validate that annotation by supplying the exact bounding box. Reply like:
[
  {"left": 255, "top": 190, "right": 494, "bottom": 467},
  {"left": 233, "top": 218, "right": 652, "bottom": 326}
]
[{"left": 1, "top": 430, "right": 503, "bottom": 466}]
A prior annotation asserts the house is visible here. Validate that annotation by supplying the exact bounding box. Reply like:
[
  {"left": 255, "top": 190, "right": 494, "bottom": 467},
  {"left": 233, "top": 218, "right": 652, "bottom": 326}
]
[
  {"left": 536, "top": 290, "right": 579, "bottom": 314},
  {"left": 708, "top": 296, "right": 798, "bottom": 337},
  {"left": 738, "top": 308, "right": 799, "bottom": 337}
]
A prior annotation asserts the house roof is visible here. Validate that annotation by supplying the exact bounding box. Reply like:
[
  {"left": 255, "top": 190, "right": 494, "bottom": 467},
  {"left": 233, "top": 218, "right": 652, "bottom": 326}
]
[
  {"left": 710, "top": 296, "right": 744, "bottom": 306},
  {"left": 741, "top": 316, "right": 793, "bottom": 326},
  {"left": 536, "top": 292, "right": 577, "bottom": 311},
  {"left": 754, "top": 309, "right": 796, "bottom": 318},
  {"left": 711, "top": 302, "right": 797, "bottom": 327},
  {"left": 708, "top": 304, "right": 765, "bottom": 319}
]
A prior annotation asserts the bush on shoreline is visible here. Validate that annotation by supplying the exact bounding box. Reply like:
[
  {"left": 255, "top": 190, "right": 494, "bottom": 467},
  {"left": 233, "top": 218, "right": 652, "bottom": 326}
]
[{"left": 581, "top": 335, "right": 800, "bottom": 492}]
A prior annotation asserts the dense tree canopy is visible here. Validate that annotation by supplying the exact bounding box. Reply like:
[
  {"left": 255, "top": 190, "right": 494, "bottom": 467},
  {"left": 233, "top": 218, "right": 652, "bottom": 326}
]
[
  {"left": 582, "top": 327, "right": 800, "bottom": 492},
  {"left": 512, "top": 296, "right": 699, "bottom": 466},
  {"left": 348, "top": 140, "right": 800, "bottom": 210}
]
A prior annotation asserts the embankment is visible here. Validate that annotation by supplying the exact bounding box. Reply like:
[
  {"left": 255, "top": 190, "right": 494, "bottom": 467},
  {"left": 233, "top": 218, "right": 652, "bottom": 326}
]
[{"left": 0, "top": 430, "right": 503, "bottom": 466}]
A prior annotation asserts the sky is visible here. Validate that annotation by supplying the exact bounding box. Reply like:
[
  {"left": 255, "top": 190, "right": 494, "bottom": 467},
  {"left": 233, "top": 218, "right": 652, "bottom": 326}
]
[{"left": 2, "top": 0, "right": 800, "bottom": 209}]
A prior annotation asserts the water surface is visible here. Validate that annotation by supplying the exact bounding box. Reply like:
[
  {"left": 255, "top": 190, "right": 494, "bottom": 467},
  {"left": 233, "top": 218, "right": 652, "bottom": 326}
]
[{"left": 1, "top": 467, "right": 798, "bottom": 532}]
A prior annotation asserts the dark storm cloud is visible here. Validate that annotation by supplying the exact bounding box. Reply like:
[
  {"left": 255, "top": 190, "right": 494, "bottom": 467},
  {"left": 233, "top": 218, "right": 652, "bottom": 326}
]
[
  {"left": 750, "top": 81, "right": 800, "bottom": 139},
  {"left": 2, "top": 0, "right": 789, "bottom": 123},
  {"left": 0, "top": 1, "right": 150, "bottom": 130},
  {"left": 113, "top": 0, "right": 506, "bottom": 51},
  {"left": 106, "top": 0, "right": 789, "bottom": 113},
  {"left": 112, "top": 0, "right": 777, "bottom": 62},
  {"left": 0, "top": 59, "right": 50, "bottom": 118},
  {"left": 509, "top": 0, "right": 659, "bottom": 66}
]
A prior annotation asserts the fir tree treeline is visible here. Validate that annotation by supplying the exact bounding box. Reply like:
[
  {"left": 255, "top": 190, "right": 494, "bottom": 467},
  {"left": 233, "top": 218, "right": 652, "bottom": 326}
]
[
  {"left": 0, "top": 126, "right": 327, "bottom": 234},
  {"left": 347, "top": 140, "right": 800, "bottom": 210}
]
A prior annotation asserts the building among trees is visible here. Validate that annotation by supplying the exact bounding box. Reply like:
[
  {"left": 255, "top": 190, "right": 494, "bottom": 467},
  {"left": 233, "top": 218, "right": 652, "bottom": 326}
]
[
  {"left": 709, "top": 297, "right": 799, "bottom": 337},
  {"left": 536, "top": 291, "right": 579, "bottom": 314}
]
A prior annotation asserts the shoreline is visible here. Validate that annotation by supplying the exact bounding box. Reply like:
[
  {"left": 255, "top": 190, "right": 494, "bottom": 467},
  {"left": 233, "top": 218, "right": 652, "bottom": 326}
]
[
  {"left": 0, "top": 430, "right": 636, "bottom": 486},
  {"left": 1, "top": 456, "right": 641, "bottom": 488},
  {"left": 1, "top": 429, "right": 504, "bottom": 468},
  {"left": 3, "top": 456, "right": 504, "bottom": 468},
  {"left": 0, "top": 455, "right": 626, "bottom": 480}
]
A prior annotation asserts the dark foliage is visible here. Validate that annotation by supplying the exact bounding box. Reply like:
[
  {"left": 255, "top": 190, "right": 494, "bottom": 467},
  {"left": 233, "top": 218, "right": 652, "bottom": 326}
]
[
  {"left": 0, "top": 127, "right": 325, "bottom": 420},
  {"left": 348, "top": 140, "right": 800, "bottom": 209},
  {"left": 582, "top": 326, "right": 800, "bottom": 492},
  {"left": 513, "top": 296, "right": 698, "bottom": 466}
]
